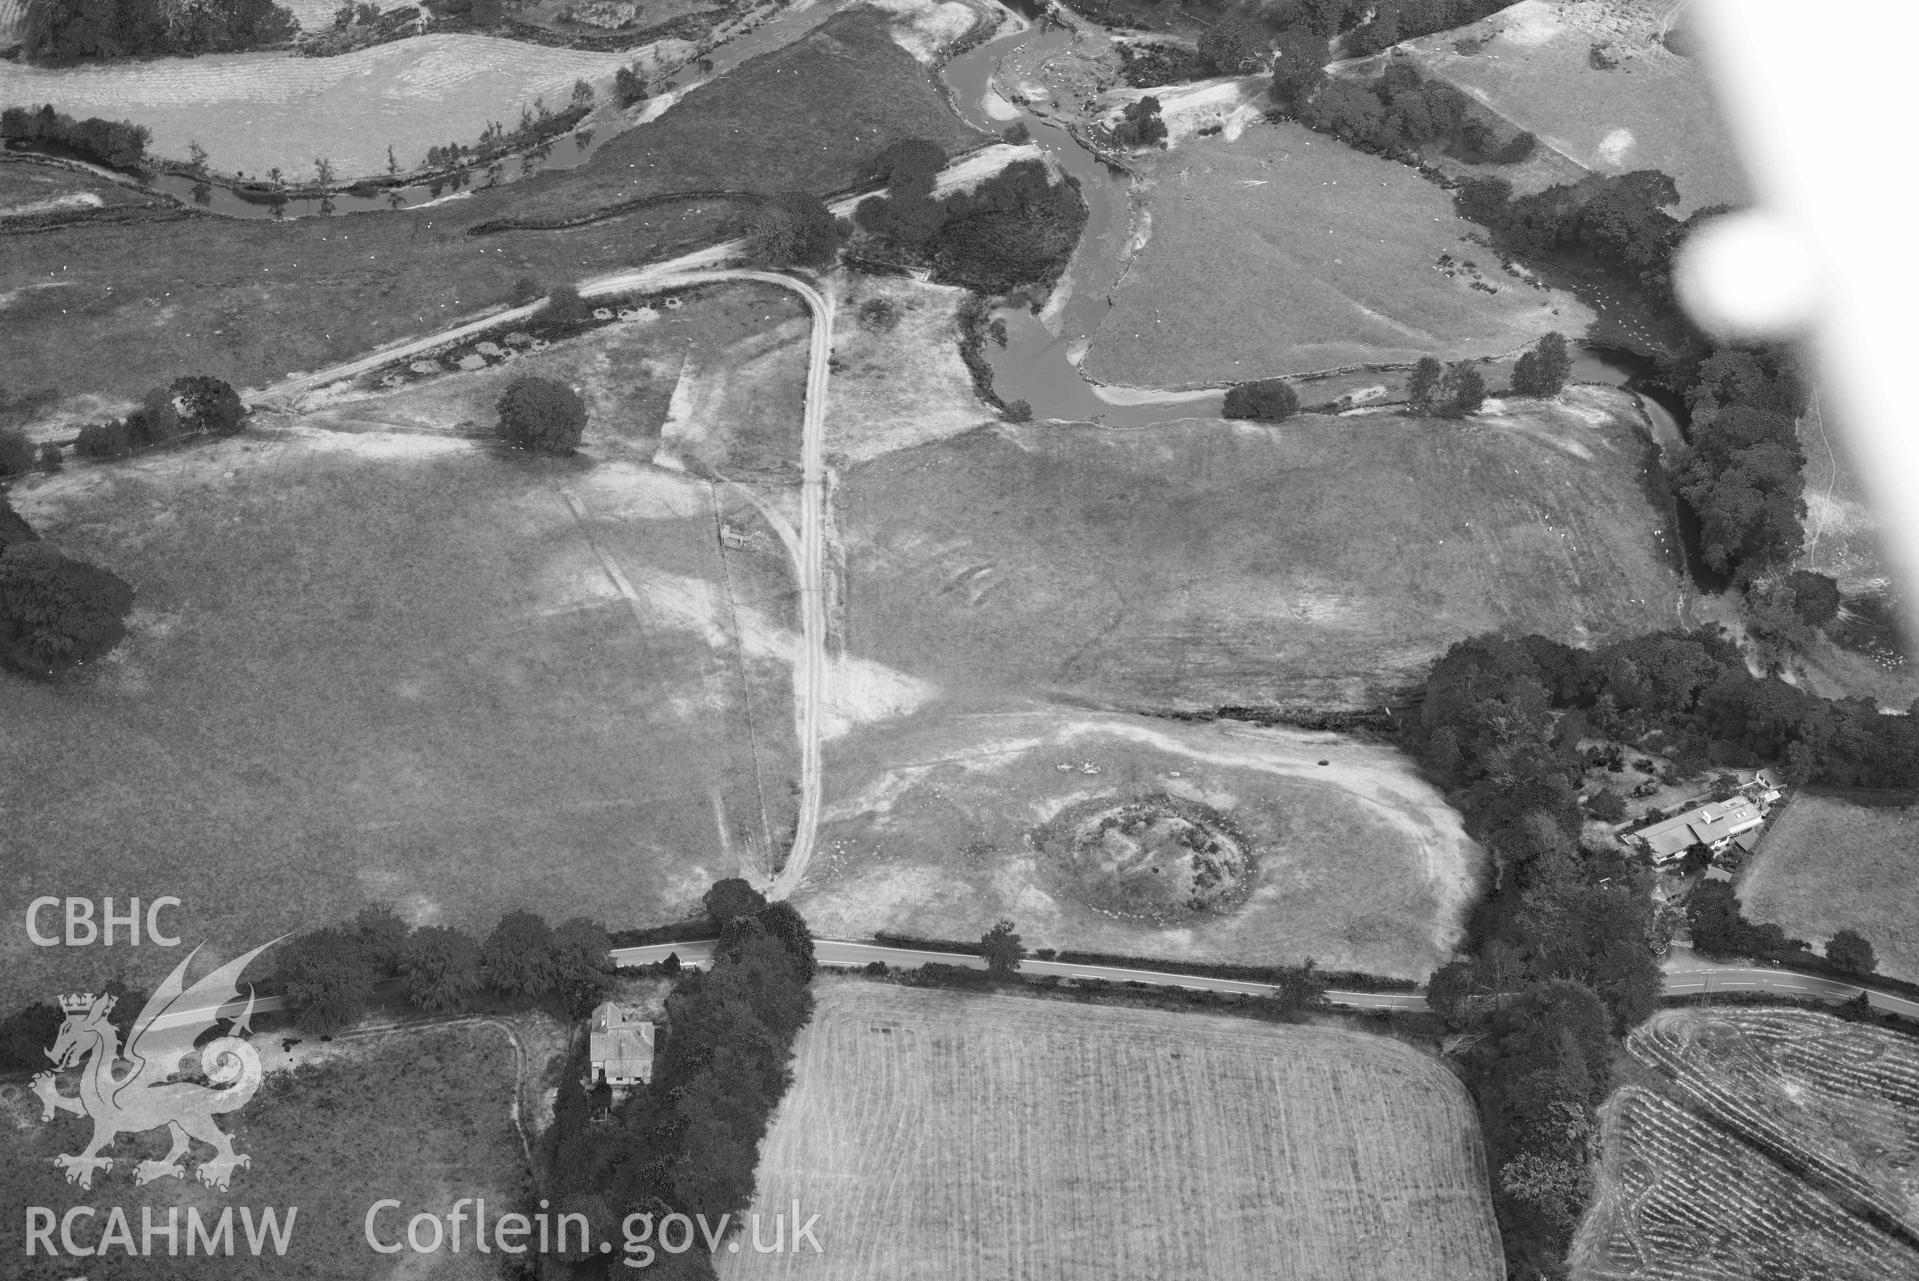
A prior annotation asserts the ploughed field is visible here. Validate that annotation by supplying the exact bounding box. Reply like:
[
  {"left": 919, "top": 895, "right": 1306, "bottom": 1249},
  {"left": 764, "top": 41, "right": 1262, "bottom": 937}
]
[
  {"left": 1573, "top": 1008, "right": 1919, "bottom": 1280},
  {"left": 722, "top": 983, "right": 1505, "bottom": 1281},
  {"left": 1739, "top": 793, "right": 1919, "bottom": 983},
  {"left": 838, "top": 388, "right": 1684, "bottom": 712}
]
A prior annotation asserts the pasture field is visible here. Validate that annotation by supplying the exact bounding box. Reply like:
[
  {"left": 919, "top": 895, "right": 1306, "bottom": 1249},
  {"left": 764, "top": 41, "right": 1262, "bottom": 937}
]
[
  {"left": 0, "top": 8, "right": 983, "bottom": 407},
  {"left": 1084, "top": 117, "right": 1588, "bottom": 389},
  {"left": 799, "top": 707, "right": 1485, "bottom": 978},
  {"left": 1404, "top": 0, "right": 1748, "bottom": 216},
  {"left": 825, "top": 275, "right": 994, "bottom": 463},
  {"left": 723, "top": 982, "right": 1505, "bottom": 1281},
  {"left": 2, "top": 37, "right": 645, "bottom": 178},
  {"left": 324, "top": 280, "right": 813, "bottom": 482},
  {"left": 0, "top": 158, "right": 160, "bottom": 216},
  {"left": 1572, "top": 1008, "right": 1919, "bottom": 1280},
  {"left": 0, "top": 406, "right": 799, "bottom": 1010},
  {"left": 1, "top": 1022, "right": 526, "bottom": 1279},
  {"left": 836, "top": 388, "right": 1683, "bottom": 711},
  {"left": 1739, "top": 793, "right": 1919, "bottom": 981},
  {"left": 487, "top": 6, "right": 986, "bottom": 221}
]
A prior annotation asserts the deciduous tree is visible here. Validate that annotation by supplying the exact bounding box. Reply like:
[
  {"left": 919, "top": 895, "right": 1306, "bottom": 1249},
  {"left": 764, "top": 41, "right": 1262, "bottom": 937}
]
[
  {"left": 399, "top": 925, "right": 485, "bottom": 1013},
  {"left": 484, "top": 909, "right": 560, "bottom": 996},
  {"left": 981, "top": 919, "right": 1024, "bottom": 975},
  {"left": 496, "top": 376, "right": 587, "bottom": 453},
  {"left": 274, "top": 927, "right": 376, "bottom": 1031},
  {"left": 1827, "top": 928, "right": 1876, "bottom": 976}
]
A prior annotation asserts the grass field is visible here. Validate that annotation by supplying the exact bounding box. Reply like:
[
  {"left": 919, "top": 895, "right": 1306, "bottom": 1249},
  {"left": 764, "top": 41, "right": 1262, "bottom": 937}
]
[
  {"left": 800, "top": 707, "right": 1485, "bottom": 978},
  {"left": 837, "top": 387, "right": 1683, "bottom": 711},
  {"left": 487, "top": 5, "right": 984, "bottom": 221},
  {"left": 0, "top": 159, "right": 160, "bottom": 217},
  {"left": 1, "top": 1022, "right": 526, "bottom": 1279},
  {"left": 3, "top": 37, "right": 645, "bottom": 178},
  {"left": 0, "top": 378, "right": 800, "bottom": 1008},
  {"left": 826, "top": 276, "right": 994, "bottom": 464},
  {"left": 1403, "top": 0, "right": 1748, "bottom": 217},
  {"left": 320, "top": 279, "right": 813, "bottom": 481},
  {"left": 0, "top": 8, "right": 987, "bottom": 408},
  {"left": 1572, "top": 1008, "right": 1919, "bottom": 1280},
  {"left": 722, "top": 982, "right": 1503, "bottom": 1280},
  {"left": 1739, "top": 794, "right": 1919, "bottom": 981},
  {"left": 1084, "top": 117, "right": 1589, "bottom": 388}
]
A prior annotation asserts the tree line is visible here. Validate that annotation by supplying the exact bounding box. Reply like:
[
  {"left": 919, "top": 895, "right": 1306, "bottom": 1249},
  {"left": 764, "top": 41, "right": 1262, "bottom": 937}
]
[
  {"left": 0, "top": 489, "right": 135, "bottom": 678},
  {"left": 1408, "top": 624, "right": 1919, "bottom": 1277},
  {"left": 271, "top": 904, "right": 619, "bottom": 1029},
  {"left": 1453, "top": 169, "right": 1817, "bottom": 591},
  {"left": 21, "top": 0, "right": 295, "bottom": 60},
  {"left": 543, "top": 879, "right": 816, "bottom": 1280},
  {"left": 1298, "top": 55, "right": 1535, "bottom": 166},
  {"left": 68, "top": 375, "right": 247, "bottom": 462},
  {"left": 1, "top": 106, "right": 151, "bottom": 172}
]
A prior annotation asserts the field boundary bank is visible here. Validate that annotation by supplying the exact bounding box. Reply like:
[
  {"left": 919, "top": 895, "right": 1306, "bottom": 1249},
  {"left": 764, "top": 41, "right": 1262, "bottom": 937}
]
[{"left": 869, "top": 932, "right": 1418, "bottom": 991}]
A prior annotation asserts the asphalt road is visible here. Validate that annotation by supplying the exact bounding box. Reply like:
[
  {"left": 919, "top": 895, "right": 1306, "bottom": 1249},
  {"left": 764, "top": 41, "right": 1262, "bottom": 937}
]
[{"left": 608, "top": 937, "right": 1919, "bottom": 1018}]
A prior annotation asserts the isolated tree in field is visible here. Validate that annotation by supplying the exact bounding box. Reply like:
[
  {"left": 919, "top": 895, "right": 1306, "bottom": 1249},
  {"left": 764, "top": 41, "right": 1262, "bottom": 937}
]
[
  {"left": 1584, "top": 788, "right": 1627, "bottom": 822},
  {"left": 274, "top": 927, "right": 377, "bottom": 1031},
  {"left": 172, "top": 374, "right": 246, "bottom": 436},
  {"left": 484, "top": 909, "right": 560, "bottom": 996},
  {"left": 703, "top": 877, "right": 768, "bottom": 922},
  {"left": 981, "top": 919, "right": 1024, "bottom": 975},
  {"left": 1436, "top": 361, "right": 1487, "bottom": 417},
  {"left": 1405, "top": 356, "right": 1443, "bottom": 414},
  {"left": 1511, "top": 331, "right": 1571, "bottom": 398},
  {"left": 1221, "top": 378, "right": 1299, "bottom": 422},
  {"left": 399, "top": 925, "right": 486, "bottom": 1013},
  {"left": 745, "top": 191, "right": 840, "bottom": 269},
  {"left": 496, "top": 376, "right": 587, "bottom": 453},
  {"left": 0, "top": 429, "right": 33, "bottom": 478},
  {"left": 1199, "top": 14, "right": 1271, "bottom": 74},
  {"left": 1826, "top": 928, "right": 1876, "bottom": 976},
  {"left": 0, "top": 540, "right": 134, "bottom": 675}
]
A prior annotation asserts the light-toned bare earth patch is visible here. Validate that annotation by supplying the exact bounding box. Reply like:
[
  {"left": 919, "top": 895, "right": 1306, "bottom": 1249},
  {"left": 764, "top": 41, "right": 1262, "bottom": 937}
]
[
  {"left": 1086, "top": 119, "right": 1591, "bottom": 387},
  {"left": 1739, "top": 793, "right": 1919, "bottom": 982},
  {"left": 1403, "top": 0, "right": 1748, "bottom": 215},
  {"left": 839, "top": 389, "right": 1683, "bottom": 712},
  {"left": 797, "top": 706, "right": 1485, "bottom": 978},
  {"left": 827, "top": 276, "right": 994, "bottom": 463},
  {"left": 861, "top": 0, "right": 975, "bottom": 63},
  {"left": 724, "top": 983, "right": 1504, "bottom": 1281}
]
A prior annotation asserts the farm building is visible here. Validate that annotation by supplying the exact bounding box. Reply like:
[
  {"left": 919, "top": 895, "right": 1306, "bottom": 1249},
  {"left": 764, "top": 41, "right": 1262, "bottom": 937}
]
[
  {"left": 588, "top": 1002, "right": 656, "bottom": 1087},
  {"left": 1634, "top": 798, "right": 1766, "bottom": 864}
]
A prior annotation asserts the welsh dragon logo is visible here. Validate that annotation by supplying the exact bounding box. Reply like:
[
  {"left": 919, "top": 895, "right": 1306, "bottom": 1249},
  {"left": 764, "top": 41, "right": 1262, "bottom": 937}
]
[{"left": 31, "top": 939, "right": 278, "bottom": 1191}]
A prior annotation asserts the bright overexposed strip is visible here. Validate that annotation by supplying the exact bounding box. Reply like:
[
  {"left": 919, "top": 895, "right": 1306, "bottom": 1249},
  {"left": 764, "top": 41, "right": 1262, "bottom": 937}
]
[{"left": 1680, "top": 0, "right": 1919, "bottom": 618}]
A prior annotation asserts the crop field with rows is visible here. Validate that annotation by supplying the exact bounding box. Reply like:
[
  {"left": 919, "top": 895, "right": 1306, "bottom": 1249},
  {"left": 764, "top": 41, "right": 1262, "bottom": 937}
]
[
  {"left": 725, "top": 982, "right": 1505, "bottom": 1280},
  {"left": 1571, "top": 1008, "right": 1919, "bottom": 1281}
]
